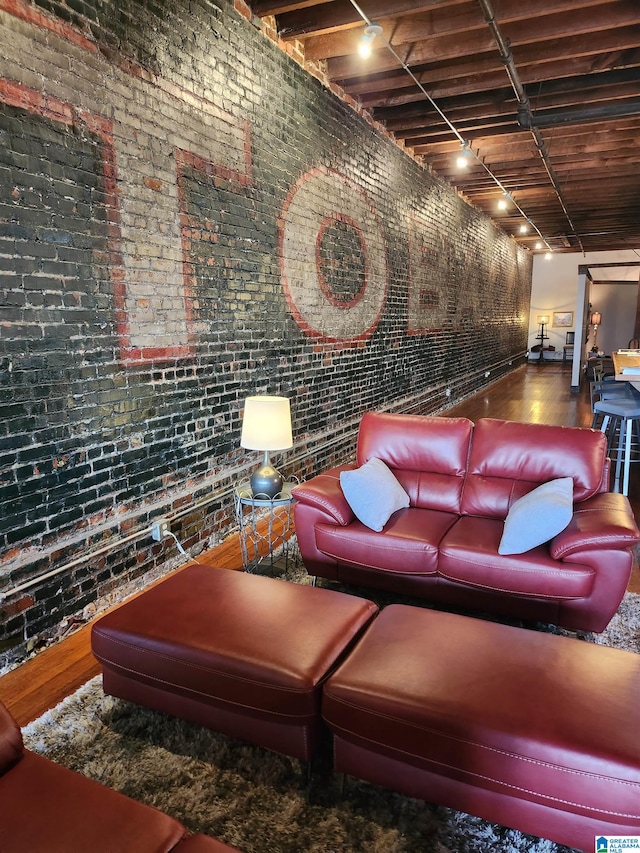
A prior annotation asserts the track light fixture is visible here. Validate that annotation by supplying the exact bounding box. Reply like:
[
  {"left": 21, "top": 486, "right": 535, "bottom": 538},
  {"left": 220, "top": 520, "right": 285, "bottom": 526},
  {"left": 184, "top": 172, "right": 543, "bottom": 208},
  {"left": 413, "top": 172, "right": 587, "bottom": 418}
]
[
  {"left": 358, "top": 22, "right": 383, "bottom": 58},
  {"left": 456, "top": 141, "right": 473, "bottom": 169},
  {"left": 497, "top": 192, "right": 511, "bottom": 211}
]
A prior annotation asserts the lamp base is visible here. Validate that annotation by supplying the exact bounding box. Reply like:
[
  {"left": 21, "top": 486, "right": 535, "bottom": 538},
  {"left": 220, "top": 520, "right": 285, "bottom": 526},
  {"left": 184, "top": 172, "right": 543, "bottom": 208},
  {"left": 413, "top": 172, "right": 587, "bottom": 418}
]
[{"left": 250, "top": 463, "right": 284, "bottom": 499}]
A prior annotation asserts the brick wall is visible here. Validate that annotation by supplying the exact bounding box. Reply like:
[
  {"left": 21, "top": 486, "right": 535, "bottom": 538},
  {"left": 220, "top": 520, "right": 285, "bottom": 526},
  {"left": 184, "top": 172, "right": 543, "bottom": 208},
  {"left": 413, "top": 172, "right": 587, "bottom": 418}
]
[{"left": 0, "top": 0, "right": 532, "bottom": 667}]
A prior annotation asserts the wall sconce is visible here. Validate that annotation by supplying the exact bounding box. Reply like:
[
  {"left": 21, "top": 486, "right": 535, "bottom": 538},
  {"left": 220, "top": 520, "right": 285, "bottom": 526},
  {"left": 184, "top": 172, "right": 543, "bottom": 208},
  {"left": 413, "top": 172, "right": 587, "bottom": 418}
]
[
  {"left": 357, "top": 22, "right": 383, "bottom": 58},
  {"left": 590, "top": 311, "right": 602, "bottom": 352},
  {"left": 240, "top": 395, "right": 293, "bottom": 498}
]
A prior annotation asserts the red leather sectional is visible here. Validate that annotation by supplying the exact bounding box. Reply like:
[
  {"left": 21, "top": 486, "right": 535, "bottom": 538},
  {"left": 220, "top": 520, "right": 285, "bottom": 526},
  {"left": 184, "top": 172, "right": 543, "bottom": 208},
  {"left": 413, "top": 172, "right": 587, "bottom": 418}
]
[
  {"left": 293, "top": 413, "right": 640, "bottom": 632},
  {"left": 0, "top": 698, "right": 240, "bottom": 852}
]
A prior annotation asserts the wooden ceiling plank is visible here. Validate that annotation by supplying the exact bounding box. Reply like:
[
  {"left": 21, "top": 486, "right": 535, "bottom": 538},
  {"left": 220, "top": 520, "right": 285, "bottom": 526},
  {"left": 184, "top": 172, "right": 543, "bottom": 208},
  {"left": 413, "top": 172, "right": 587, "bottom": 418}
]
[
  {"left": 372, "top": 74, "right": 640, "bottom": 128},
  {"left": 326, "top": 23, "right": 640, "bottom": 81},
  {"left": 342, "top": 42, "right": 640, "bottom": 98},
  {"left": 303, "top": 2, "right": 639, "bottom": 62},
  {"left": 355, "top": 54, "right": 640, "bottom": 111},
  {"left": 272, "top": 0, "right": 617, "bottom": 40},
  {"left": 274, "top": 0, "right": 471, "bottom": 39}
]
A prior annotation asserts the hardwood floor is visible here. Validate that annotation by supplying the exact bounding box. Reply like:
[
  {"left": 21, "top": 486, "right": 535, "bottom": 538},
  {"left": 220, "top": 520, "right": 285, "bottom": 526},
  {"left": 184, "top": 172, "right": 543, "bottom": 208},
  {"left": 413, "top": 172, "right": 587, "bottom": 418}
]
[
  {"left": 445, "top": 362, "right": 594, "bottom": 429},
  {"left": 1, "top": 362, "right": 638, "bottom": 726}
]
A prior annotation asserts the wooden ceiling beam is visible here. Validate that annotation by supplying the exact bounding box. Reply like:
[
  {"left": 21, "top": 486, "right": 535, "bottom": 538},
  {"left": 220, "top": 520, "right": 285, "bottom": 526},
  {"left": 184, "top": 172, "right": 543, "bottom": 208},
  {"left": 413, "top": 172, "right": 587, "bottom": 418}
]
[
  {"left": 271, "top": 0, "right": 616, "bottom": 40},
  {"left": 252, "top": 0, "right": 468, "bottom": 24},
  {"left": 357, "top": 62, "right": 640, "bottom": 111},
  {"left": 326, "top": 23, "right": 640, "bottom": 80},
  {"left": 372, "top": 76, "right": 640, "bottom": 129},
  {"left": 305, "top": 4, "right": 639, "bottom": 63},
  {"left": 273, "top": 0, "right": 472, "bottom": 38}
]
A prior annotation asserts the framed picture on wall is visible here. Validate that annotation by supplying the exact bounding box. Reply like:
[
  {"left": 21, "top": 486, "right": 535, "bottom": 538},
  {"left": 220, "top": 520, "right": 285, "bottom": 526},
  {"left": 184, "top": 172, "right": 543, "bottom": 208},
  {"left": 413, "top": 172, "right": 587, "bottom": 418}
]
[{"left": 552, "top": 311, "right": 573, "bottom": 328}]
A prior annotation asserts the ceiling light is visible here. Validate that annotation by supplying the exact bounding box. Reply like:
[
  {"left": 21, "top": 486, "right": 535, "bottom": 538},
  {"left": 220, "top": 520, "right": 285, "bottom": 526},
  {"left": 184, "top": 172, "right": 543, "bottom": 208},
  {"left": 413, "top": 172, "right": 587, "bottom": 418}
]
[
  {"left": 456, "top": 141, "right": 473, "bottom": 169},
  {"left": 357, "top": 22, "right": 383, "bottom": 58},
  {"left": 519, "top": 223, "right": 528, "bottom": 234},
  {"left": 535, "top": 241, "right": 543, "bottom": 250},
  {"left": 497, "top": 192, "right": 510, "bottom": 211},
  {"left": 544, "top": 251, "right": 553, "bottom": 260}
]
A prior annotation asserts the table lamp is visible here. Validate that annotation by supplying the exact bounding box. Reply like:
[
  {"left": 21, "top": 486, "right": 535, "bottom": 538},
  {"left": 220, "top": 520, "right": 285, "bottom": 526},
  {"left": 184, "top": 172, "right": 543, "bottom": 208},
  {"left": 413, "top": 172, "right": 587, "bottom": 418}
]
[
  {"left": 591, "top": 311, "right": 602, "bottom": 352},
  {"left": 240, "top": 395, "right": 293, "bottom": 498}
]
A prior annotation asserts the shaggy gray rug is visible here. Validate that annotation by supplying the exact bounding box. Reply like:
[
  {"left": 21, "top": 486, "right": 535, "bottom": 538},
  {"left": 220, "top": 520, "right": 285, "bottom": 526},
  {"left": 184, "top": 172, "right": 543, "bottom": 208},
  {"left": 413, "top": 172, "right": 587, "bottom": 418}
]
[{"left": 23, "top": 590, "right": 640, "bottom": 853}]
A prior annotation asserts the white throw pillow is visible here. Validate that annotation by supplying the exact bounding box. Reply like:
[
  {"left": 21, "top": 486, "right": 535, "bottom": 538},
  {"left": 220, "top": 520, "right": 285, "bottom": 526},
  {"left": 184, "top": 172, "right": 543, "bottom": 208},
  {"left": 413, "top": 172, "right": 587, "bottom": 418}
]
[
  {"left": 498, "top": 477, "right": 574, "bottom": 555},
  {"left": 340, "top": 457, "right": 410, "bottom": 532}
]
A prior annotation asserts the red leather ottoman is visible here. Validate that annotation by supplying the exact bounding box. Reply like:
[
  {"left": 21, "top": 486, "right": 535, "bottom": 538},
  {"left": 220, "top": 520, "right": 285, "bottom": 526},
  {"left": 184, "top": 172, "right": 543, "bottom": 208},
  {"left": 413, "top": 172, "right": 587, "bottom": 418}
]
[
  {"left": 91, "top": 566, "right": 377, "bottom": 761},
  {"left": 322, "top": 604, "right": 640, "bottom": 853}
]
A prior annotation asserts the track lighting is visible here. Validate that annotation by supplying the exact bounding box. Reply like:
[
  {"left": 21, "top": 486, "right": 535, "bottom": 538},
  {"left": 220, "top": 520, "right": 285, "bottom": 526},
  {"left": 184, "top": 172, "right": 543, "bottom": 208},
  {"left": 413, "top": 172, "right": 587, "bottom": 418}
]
[
  {"left": 351, "top": 13, "right": 553, "bottom": 251},
  {"left": 357, "top": 22, "right": 383, "bottom": 58},
  {"left": 544, "top": 251, "right": 553, "bottom": 260}
]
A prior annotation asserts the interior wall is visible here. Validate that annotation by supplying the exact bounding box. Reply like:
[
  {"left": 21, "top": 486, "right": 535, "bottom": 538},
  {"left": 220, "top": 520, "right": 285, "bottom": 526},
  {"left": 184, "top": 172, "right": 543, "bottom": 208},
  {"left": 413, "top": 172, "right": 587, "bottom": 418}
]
[
  {"left": 0, "top": 0, "right": 532, "bottom": 666},
  {"left": 588, "top": 283, "right": 638, "bottom": 356},
  {"left": 530, "top": 250, "right": 640, "bottom": 360}
]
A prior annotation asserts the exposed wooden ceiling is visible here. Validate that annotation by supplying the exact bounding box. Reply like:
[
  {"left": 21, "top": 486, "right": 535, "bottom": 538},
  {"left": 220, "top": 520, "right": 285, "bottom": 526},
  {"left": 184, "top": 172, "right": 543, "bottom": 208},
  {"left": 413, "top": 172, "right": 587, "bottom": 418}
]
[{"left": 248, "top": 0, "right": 640, "bottom": 255}]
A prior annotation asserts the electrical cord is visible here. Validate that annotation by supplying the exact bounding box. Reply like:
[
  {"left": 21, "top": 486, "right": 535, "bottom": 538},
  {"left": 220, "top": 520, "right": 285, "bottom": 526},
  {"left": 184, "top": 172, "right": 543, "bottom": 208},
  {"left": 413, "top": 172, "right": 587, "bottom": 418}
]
[{"left": 164, "top": 531, "right": 209, "bottom": 567}]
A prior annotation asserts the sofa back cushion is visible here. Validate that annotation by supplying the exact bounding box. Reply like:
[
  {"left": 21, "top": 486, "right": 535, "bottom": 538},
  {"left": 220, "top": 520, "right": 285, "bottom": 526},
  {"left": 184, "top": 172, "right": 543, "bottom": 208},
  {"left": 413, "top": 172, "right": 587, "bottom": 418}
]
[
  {"left": 0, "top": 701, "right": 23, "bottom": 777},
  {"left": 356, "top": 412, "right": 473, "bottom": 513},
  {"left": 462, "top": 418, "right": 608, "bottom": 519}
]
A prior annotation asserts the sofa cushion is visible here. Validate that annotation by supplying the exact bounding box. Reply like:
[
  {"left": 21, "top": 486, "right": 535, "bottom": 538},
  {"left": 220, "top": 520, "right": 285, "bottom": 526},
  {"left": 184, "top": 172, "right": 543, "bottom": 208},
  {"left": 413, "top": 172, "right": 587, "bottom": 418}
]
[
  {"left": 462, "top": 418, "right": 607, "bottom": 519},
  {"left": 498, "top": 477, "right": 573, "bottom": 555},
  {"left": 315, "top": 507, "right": 458, "bottom": 575},
  {"left": 356, "top": 412, "right": 473, "bottom": 513},
  {"left": 439, "top": 515, "right": 595, "bottom": 599},
  {"left": 339, "top": 457, "right": 410, "bottom": 531}
]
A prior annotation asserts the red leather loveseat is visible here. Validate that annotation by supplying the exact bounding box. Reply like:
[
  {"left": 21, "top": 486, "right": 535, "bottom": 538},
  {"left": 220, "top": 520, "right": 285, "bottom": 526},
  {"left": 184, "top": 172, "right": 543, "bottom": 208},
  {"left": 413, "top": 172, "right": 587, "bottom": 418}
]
[
  {"left": 0, "top": 698, "right": 240, "bottom": 853},
  {"left": 292, "top": 413, "right": 640, "bottom": 632}
]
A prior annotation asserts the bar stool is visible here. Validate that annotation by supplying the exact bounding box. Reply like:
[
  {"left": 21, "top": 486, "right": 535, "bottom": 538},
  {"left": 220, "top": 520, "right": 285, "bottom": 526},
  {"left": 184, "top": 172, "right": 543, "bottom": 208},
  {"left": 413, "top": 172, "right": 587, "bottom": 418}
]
[
  {"left": 590, "top": 378, "right": 635, "bottom": 428},
  {"left": 593, "top": 397, "right": 640, "bottom": 495}
]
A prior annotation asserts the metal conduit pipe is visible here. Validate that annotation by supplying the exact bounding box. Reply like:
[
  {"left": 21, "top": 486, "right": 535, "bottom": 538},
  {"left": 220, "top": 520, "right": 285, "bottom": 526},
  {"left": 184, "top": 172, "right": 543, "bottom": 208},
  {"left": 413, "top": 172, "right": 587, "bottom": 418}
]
[{"left": 476, "top": 0, "right": 585, "bottom": 255}]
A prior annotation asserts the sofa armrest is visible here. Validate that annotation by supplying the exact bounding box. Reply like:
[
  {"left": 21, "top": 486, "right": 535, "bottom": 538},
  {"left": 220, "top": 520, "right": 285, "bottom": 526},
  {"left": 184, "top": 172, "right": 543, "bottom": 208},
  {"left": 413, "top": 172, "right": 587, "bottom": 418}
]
[
  {"left": 0, "top": 702, "right": 23, "bottom": 776},
  {"left": 550, "top": 492, "right": 640, "bottom": 560},
  {"left": 292, "top": 465, "right": 355, "bottom": 526}
]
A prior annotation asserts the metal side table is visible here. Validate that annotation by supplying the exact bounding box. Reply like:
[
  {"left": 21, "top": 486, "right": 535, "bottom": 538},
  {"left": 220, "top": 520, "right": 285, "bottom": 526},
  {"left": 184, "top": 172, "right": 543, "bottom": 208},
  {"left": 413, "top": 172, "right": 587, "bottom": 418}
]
[{"left": 234, "top": 480, "right": 299, "bottom": 573}]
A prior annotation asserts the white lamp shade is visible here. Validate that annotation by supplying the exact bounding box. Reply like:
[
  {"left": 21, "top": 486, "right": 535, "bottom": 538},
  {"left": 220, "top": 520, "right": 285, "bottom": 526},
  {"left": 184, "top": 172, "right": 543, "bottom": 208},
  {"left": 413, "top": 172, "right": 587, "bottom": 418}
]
[
  {"left": 240, "top": 396, "right": 293, "bottom": 451},
  {"left": 591, "top": 312, "right": 602, "bottom": 325}
]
